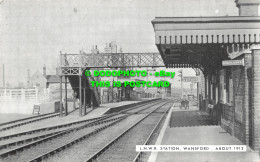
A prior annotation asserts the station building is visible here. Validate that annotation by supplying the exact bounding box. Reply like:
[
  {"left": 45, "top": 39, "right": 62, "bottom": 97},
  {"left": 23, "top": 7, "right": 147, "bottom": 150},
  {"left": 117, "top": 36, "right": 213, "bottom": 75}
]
[{"left": 152, "top": 0, "right": 260, "bottom": 150}]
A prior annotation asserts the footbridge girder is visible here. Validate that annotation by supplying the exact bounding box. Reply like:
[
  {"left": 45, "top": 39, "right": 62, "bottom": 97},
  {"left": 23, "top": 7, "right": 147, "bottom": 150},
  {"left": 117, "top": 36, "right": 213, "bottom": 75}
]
[{"left": 60, "top": 52, "right": 165, "bottom": 76}]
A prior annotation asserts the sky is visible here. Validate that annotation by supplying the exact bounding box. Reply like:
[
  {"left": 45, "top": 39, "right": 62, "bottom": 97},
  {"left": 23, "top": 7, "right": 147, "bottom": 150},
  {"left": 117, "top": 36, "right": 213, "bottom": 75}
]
[{"left": 0, "top": 0, "right": 239, "bottom": 87}]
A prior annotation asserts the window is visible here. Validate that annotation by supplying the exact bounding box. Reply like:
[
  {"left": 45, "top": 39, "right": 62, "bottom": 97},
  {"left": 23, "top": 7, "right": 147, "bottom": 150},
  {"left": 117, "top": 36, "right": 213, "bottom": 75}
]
[
  {"left": 226, "top": 69, "right": 233, "bottom": 104},
  {"left": 220, "top": 69, "right": 233, "bottom": 104},
  {"left": 219, "top": 69, "right": 226, "bottom": 103}
]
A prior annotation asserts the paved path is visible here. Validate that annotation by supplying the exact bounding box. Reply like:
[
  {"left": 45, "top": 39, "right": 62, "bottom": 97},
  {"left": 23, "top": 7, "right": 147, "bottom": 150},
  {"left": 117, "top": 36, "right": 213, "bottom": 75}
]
[{"left": 153, "top": 106, "right": 260, "bottom": 162}]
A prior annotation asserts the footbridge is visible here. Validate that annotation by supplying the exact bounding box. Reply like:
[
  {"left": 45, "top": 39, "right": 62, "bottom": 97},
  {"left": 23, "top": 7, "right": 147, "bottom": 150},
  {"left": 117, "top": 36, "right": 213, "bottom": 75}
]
[{"left": 58, "top": 52, "right": 167, "bottom": 117}]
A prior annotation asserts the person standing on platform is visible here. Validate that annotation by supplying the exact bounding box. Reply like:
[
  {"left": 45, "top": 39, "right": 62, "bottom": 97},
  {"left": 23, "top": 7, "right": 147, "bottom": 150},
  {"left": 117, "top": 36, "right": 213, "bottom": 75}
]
[{"left": 72, "top": 91, "right": 77, "bottom": 110}]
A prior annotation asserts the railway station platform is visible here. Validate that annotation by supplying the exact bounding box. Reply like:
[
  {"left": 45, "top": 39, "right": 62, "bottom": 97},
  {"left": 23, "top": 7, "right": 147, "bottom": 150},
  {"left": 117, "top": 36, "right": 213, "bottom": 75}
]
[
  {"left": 71, "top": 98, "right": 159, "bottom": 118},
  {"left": 69, "top": 100, "right": 142, "bottom": 117},
  {"left": 0, "top": 98, "right": 158, "bottom": 133},
  {"left": 0, "top": 101, "right": 76, "bottom": 124},
  {"left": 0, "top": 114, "right": 32, "bottom": 124},
  {"left": 149, "top": 104, "right": 260, "bottom": 162},
  {"left": 85, "top": 100, "right": 141, "bottom": 117}
]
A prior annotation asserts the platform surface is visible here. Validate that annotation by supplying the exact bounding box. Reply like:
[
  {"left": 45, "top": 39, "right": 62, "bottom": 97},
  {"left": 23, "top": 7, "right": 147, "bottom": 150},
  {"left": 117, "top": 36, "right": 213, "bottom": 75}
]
[
  {"left": 0, "top": 100, "right": 148, "bottom": 133},
  {"left": 0, "top": 101, "right": 75, "bottom": 124},
  {"left": 84, "top": 100, "right": 142, "bottom": 117},
  {"left": 0, "top": 114, "right": 32, "bottom": 123},
  {"left": 150, "top": 105, "right": 260, "bottom": 162}
]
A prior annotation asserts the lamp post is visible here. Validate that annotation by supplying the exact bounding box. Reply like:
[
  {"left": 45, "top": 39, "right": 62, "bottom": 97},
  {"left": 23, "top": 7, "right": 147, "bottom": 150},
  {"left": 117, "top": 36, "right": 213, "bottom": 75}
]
[
  {"left": 58, "top": 56, "right": 63, "bottom": 117},
  {"left": 79, "top": 51, "right": 83, "bottom": 117},
  {"left": 178, "top": 69, "right": 183, "bottom": 99},
  {"left": 146, "top": 68, "right": 156, "bottom": 89},
  {"left": 194, "top": 68, "right": 200, "bottom": 108}
]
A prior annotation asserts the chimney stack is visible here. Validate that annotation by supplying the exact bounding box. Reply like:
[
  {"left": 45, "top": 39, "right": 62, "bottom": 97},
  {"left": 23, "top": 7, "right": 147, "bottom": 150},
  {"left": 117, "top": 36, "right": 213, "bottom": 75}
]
[
  {"left": 235, "top": 0, "right": 260, "bottom": 16},
  {"left": 43, "top": 64, "right": 46, "bottom": 77}
]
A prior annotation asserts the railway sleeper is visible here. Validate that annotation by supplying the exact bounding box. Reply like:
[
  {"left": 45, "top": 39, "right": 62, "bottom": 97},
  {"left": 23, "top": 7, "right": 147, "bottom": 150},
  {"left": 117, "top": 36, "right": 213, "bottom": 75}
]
[{"left": 28, "top": 117, "right": 126, "bottom": 162}]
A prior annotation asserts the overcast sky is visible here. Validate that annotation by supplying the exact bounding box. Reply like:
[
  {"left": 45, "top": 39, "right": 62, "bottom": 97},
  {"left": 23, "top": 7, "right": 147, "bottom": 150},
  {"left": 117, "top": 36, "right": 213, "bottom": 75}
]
[{"left": 0, "top": 0, "right": 239, "bottom": 87}]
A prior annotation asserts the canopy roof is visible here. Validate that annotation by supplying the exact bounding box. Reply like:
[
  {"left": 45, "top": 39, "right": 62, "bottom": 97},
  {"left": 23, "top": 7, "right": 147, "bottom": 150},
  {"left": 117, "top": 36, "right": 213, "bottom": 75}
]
[{"left": 152, "top": 16, "right": 260, "bottom": 73}]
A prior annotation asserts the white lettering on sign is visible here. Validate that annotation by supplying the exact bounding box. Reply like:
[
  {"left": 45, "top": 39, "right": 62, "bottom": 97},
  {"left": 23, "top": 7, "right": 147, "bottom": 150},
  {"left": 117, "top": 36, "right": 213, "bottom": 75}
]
[
  {"left": 183, "top": 76, "right": 199, "bottom": 82},
  {"left": 136, "top": 145, "right": 247, "bottom": 152},
  {"left": 222, "top": 59, "right": 244, "bottom": 66}
]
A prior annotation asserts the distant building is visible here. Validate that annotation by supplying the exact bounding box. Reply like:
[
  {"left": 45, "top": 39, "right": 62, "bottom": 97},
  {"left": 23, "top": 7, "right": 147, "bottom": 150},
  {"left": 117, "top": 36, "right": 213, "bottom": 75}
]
[
  {"left": 157, "top": 81, "right": 171, "bottom": 98},
  {"left": 28, "top": 70, "right": 47, "bottom": 90},
  {"left": 93, "top": 41, "right": 127, "bottom": 103},
  {"left": 45, "top": 75, "right": 66, "bottom": 88},
  {"left": 27, "top": 65, "right": 73, "bottom": 101},
  {"left": 45, "top": 75, "right": 73, "bottom": 100},
  {"left": 91, "top": 45, "right": 99, "bottom": 54},
  {"left": 27, "top": 64, "right": 47, "bottom": 90},
  {"left": 104, "top": 41, "right": 118, "bottom": 53}
]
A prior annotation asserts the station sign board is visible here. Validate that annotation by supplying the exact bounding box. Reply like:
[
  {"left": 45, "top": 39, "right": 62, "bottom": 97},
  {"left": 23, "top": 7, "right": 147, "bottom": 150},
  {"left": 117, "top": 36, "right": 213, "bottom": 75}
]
[
  {"left": 183, "top": 76, "right": 199, "bottom": 83},
  {"left": 33, "top": 105, "right": 40, "bottom": 115},
  {"left": 222, "top": 59, "right": 244, "bottom": 66}
]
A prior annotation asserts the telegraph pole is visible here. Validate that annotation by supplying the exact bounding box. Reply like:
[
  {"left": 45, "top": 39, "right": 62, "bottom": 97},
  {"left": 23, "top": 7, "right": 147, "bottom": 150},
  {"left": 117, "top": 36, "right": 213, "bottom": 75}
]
[{"left": 3, "top": 64, "right": 5, "bottom": 88}]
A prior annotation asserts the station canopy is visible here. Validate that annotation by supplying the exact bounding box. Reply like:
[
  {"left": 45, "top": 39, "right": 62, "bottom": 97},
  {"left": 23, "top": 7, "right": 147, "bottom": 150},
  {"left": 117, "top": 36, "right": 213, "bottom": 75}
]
[{"left": 152, "top": 16, "right": 260, "bottom": 74}]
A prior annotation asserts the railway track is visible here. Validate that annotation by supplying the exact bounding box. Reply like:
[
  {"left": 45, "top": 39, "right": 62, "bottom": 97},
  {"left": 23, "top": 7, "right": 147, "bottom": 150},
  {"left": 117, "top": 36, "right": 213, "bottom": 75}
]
[
  {"left": 0, "top": 115, "right": 112, "bottom": 150},
  {"left": 38, "top": 101, "right": 172, "bottom": 162},
  {"left": 0, "top": 100, "right": 161, "bottom": 136},
  {"left": 0, "top": 112, "right": 57, "bottom": 127},
  {"left": 86, "top": 102, "right": 173, "bottom": 162},
  {"left": 0, "top": 115, "right": 110, "bottom": 141},
  {"left": 133, "top": 103, "right": 173, "bottom": 162},
  {"left": 0, "top": 108, "right": 83, "bottom": 134},
  {"left": 0, "top": 99, "right": 166, "bottom": 161},
  {"left": 0, "top": 113, "right": 60, "bottom": 132},
  {"left": 0, "top": 114, "right": 127, "bottom": 160},
  {"left": 0, "top": 99, "right": 162, "bottom": 141}
]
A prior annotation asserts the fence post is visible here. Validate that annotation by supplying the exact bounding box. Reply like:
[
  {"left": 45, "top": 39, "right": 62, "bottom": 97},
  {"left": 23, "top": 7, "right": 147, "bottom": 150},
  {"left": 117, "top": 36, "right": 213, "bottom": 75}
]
[
  {"left": 79, "top": 51, "right": 82, "bottom": 117},
  {"left": 65, "top": 76, "right": 68, "bottom": 116},
  {"left": 35, "top": 87, "right": 39, "bottom": 102}
]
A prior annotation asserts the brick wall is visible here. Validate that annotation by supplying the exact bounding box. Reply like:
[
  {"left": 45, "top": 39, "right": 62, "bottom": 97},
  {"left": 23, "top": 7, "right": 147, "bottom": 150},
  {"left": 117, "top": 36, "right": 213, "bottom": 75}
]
[
  {"left": 239, "top": 5, "right": 259, "bottom": 16},
  {"left": 220, "top": 103, "right": 233, "bottom": 134},
  {"left": 232, "top": 65, "right": 246, "bottom": 143},
  {"left": 244, "top": 53, "right": 252, "bottom": 146},
  {"left": 252, "top": 48, "right": 260, "bottom": 150},
  {"left": 221, "top": 103, "right": 233, "bottom": 121},
  {"left": 236, "top": 0, "right": 260, "bottom": 16},
  {"left": 219, "top": 54, "right": 252, "bottom": 145}
]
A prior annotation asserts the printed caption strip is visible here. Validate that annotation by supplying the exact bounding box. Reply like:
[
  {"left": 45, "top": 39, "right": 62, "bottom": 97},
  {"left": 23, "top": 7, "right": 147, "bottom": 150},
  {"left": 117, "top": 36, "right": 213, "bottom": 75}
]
[{"left": 136, "top": 145, "right": 246, "bottom": 152}]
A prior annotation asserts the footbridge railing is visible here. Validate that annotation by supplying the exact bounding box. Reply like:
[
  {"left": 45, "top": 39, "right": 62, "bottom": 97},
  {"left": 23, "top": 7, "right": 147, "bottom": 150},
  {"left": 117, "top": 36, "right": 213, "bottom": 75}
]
[{"left": 60, "top": 52, "right": 165, "bottom": 75}]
